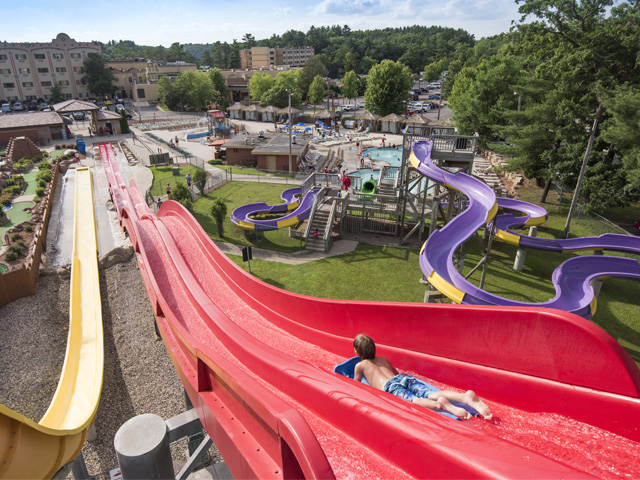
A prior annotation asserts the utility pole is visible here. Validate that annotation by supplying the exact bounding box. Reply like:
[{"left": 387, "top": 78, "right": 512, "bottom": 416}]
[
  {"left": 563, "top": 104, "right": 603, "bottom": 238},
  {"left": 437, "top": 73, "right": 445, "bottom": 121},
  {"left": 288, "top": 89, "right": 292, "bottom": 177}
]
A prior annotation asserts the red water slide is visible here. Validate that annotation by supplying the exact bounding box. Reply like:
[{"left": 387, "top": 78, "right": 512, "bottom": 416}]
[{"left": 99, "top": 143, "right": 640, "bottom": 479}]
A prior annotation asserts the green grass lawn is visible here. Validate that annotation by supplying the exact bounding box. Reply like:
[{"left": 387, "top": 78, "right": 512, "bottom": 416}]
[
  {"left": 149, "top": 165, "right": 199, "bottom": 197},
  {"left": 47, "top": 150, "right": 68, "bottom": 161},
  {"left": 193, "top": 182, "right": 304, "bottom": 253},
  {"left": 22, "top": 172, "right": 38, "bottom": 195},
  {"left": 0, "top": 202, "right": 33, "bottom": 245},
  {"left": 214, "top": 165, "right": 267, "bottom": 176},
  {"left": 191, "top": 181, "right": 640, "bottom": 366}
]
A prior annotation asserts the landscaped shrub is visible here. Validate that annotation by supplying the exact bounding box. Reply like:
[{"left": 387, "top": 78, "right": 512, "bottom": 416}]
[
  {"left": 35, "top": 187, "right": 45, "bottom": 197},
  {"left": 169, "top": 182, "right": 191, "bottom": 203},
  {"left": 2, "top": 186, "right": 21, "bottom": 197},
  {"left": 36, "top": 170, "right": 53, "bottom": 183},
  {"left": 32, "top": 195, "right": 40, "bottom": 203},
  {"left": 5, "top": 177, "right": 15, "bottom": 187},
  {"left": 38, "top": 161, "right": 52, "bottom": 170},
  {"left": 9, "top": 245, "right": 22, "bottom": 254},
  {"left": 10, "top": 233, "right": 22, "bottom": 241},
  {"left": 12, "top": 158, "right": 32, "bottom": 172},
  {"left": 208, "top": 159, "right": 223, "bottom": 165},
  {"left": 4, "top": 252, "right": 17, "bottom": 261},
  {"left": 179, "top": 198, "right": 194, "bottom": 213},
  {"left": 24, "top": 225, "right": 32, "bottom": 232},
  {"left": 0, "top": 196, "right": 11, "bottom": 206},
  {"left": 192, "top": 168, "right": 207, "bottom": 195},
  {"left": 38, "top": 179, "right": 46, "bottom": 188},
  {"left": 55, "top": 145, "right": 62, "bottom": 150}
]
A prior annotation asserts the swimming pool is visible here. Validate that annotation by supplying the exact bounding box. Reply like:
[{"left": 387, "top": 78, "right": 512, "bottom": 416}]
[{"left": 361, "top": 147, "right": 403, "bottom": 167}]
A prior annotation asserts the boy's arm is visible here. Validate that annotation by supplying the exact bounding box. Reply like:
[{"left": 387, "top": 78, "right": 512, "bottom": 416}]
[{"left": 354, "top": 361, "right": 364, "bottom": 382}]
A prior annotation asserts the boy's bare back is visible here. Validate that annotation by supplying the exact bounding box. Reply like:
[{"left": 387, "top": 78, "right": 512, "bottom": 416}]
[{"left": 354, "top": 356, "right": 399, "bottom": 390}]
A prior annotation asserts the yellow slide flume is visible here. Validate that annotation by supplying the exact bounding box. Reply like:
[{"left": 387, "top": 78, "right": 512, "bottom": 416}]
[{"left": 0, "top": 167, "right": 103, "bottom": 479}]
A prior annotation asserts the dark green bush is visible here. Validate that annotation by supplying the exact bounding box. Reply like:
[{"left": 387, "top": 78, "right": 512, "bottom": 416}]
[
  {"left": 35, "top": 187, "right": 45, "bottom": 197},
  {"left": 24, "top": 225, "right": 32, "bottom": 232},
  {"left": 38, "top": 161, "right": 52, "bottom": 171},
  {"left": 5, "top": 252, "right": 17, "bottom": 261},
  {"left": 32, "top": 195, "right": 40, "bottom": 203},
  {"left": 0, "top": 197, "right": 11, "bottom": 206},
  {"left": 208, "top": 159, "right": 223, "bottom": 165},
  {"left": 10, "top": 233, "right": 22, "bottom": 241},
  {"left": 2, "top": 186, "right": 21, "bottom": 197},
  {"left": 36, "top": 170, "right": 53, "bottom": 183},
  {"left": 38, "top": 179, "right": 46, "bottom": 188}
]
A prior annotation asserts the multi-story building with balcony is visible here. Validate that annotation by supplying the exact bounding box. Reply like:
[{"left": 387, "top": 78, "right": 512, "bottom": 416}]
[
  {"left": 0, "top": 33, "right": 101, "bottom": 103},
  {"left": 239, "top": 46, "right": 314, "bottom": 70}
]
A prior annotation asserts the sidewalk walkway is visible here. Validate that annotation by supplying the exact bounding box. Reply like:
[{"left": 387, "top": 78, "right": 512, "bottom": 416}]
[{"left": 213, "top": 238, "right": 358, "bottom": 264}]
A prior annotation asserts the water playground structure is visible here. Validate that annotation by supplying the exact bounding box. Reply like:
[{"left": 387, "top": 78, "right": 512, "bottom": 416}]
[{"left": 95, "top": 141, "right": 639, "bottom": 478}]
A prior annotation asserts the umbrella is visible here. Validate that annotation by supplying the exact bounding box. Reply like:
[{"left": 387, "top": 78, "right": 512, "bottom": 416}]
[
  {"left": 296, "top": 122, "right": 306, "bottom": 126},
  {"left": 304, "top": 127, "right": 312, "bottom": 131},
  {"left": 281, "top": 125, "right": 290, "bottom": 129},
  {"left": 316, "top": 121, "right": 324, "bottom": 126},
  {"left": 322, "top": 125, "right": 331, "bottom": 130}
]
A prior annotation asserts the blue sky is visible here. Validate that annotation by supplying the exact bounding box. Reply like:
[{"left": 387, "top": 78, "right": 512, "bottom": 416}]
[{"left": 2, "top": 0, "right": 521, "bottom": 46}]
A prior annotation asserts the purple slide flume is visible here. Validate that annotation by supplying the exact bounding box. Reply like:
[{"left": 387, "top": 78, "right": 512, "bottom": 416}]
[
  {"left": 411, "top": 140, "right": 640, "bottom": 318},
  {"left": 231, "top": 186, "right": 321, "bottom": 231}
]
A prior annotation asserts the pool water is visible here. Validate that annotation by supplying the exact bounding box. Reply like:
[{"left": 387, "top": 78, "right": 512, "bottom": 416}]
[{"left": 362, "top": 147, "right": 403, "bottom": 167}]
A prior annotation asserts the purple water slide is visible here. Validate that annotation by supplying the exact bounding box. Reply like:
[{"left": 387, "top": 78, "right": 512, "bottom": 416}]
[
  {"left": 412, "top": 141, "right": 640, "bottom": 319},
  {"left": 494, "top": 198, "right": 640, "bottom": 253},
  {"left": 231, "top": 187, "right": 321, "bottom": 231}
]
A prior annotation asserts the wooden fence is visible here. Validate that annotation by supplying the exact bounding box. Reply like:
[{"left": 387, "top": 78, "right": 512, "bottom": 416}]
[{"left": 0, "top": 162, "right": 59, "bottom": 306}]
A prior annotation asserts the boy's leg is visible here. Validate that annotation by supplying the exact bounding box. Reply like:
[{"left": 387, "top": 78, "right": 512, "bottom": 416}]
[
  {"left": 428, "top": 390, "right": 492, "bottom": 419},
  {"left": 412, "top": 397, "right": 470, "bottom": 419}
]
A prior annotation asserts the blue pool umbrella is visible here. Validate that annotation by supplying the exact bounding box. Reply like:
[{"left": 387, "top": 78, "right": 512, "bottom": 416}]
[
  {"left": 296, "top": 122, "right": 306, "bottom": 126},
  {"left": 316, "top": 121, "right": 324, "bottom": 126},
  {"left": 304, "top": 127, "right": 312, "bottom": 131},
  {"left": 322, "top": 125, "right": 331, "bottom": 129}
]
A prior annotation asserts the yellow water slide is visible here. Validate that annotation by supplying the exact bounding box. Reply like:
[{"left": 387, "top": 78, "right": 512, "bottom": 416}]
[{"left": 0, "top": 167, "right": 103, "bottom": 479}]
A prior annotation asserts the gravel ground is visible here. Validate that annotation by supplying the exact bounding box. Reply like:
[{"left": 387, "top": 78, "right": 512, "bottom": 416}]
[{"left": 0, "top": 254, "right": 220, "bottom": 477}]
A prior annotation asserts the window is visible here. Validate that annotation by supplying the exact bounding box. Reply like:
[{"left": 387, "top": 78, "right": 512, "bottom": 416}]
[
  {"left": 52, "top": 53, "right": 64, "bottom": 60},
  {"left": 0, "top": 68, "right": 10, "bottom": 74},
  {"left": 55, "top": 67, "right": 67, "bottom": 73},
  {"left": 76, "top": 80, "right": 83, "bottom": 85},
  {"left": 73, "top": 66, "right": 82, "bottom": 73},
  {"left": 18, "top": 67, "right": 30, "bottom": 74},
  {"left": 41, "top": 81, "right": 52, "bottom": 87},
  {"left": 38, "top": 67, "right": 49, "bottom": 73},
  {"left": 26, "top": 95, "right": 37, "bottom": 101},
  {"left": 34, "top": 53, "right": 46, "bottom": 60},
  {"left": 137, "top": 88, "right": 145, "bottom": 99},
  {"left": 2, "top": 82, "right": 15, "bottom": 88},
  {"left": 7, "top": 96, "right": 18, "bottom": 102},
  {"left": 0, "top": 54, "right": 7, "bottom": 60},
  {"left": 44, "top": 94, "right": 51, "bottom": 100},
  {"left": 15, "top": 54, "right": 27, "bottom": 61},
  {"left": 58, "top": 80, "right": 70, "bottom": 86},
  {"left": 63, "top": 93, "right": 72, "bottom": 99},
  {"left": 70, "top": 53, "right": 81, "bottom": 59},
  {"left": 22, "top": 82, "right": 34, "bottom": 88}
]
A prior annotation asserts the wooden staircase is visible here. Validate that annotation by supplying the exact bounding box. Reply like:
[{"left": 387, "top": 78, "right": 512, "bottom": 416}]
[{"left": 305, "top": 204, "right": 333, "bottom": 253}]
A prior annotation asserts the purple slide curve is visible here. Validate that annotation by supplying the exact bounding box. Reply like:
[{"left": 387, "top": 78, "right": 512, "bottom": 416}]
[
  {"left": 411, "top": 140, "right": 640, "bottom": 319},
  {"left": 231, "top": 187, "right": 321, "bottom": 231}
]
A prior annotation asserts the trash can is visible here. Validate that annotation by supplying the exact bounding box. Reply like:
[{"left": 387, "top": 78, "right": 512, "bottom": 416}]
[{"left": 77, "top": 139, "right": 86, "bottom": 154}]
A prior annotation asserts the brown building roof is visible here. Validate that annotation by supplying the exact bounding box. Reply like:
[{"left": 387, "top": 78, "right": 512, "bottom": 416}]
[
  {"left": 0, "top": 112, "right": 63, "bottom": 129},
  {"left": 96, "top": 110, "right": 123, "bottom": 121},
  {"left": 53, "top": 99, "right": 99, "bottom": 113}
]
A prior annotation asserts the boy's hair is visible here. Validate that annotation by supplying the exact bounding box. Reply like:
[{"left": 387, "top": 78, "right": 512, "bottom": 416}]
[{"left": 354, "top": 334, "right": 376, "bottom": 360}]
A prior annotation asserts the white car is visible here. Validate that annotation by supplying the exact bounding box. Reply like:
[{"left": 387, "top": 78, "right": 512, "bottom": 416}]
[
  {"left": 12, "top": 102, "right": 24, "bottom": 111},
  {"left": 356, "top": 102, "right": 365, "bottom": 109}
]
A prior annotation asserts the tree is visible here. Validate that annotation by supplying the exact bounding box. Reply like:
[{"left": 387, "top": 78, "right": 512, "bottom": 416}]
[
  {"left": 260, "top": 84, "right": 302, "bottom": 109},
  {"left": 209, "top": 199, "right": 228, "bottom": 237},
  {"left": 308, "top": 76, "right": 326, "bottom": 113},
  {"left": 192, "top": 168, "right": 208, "bottom": 195},
  {"left": 422, "top": 58, "right": 448, "bottom": 82},
  {"left": 81, "top": 53, "right": 116, "bottom": 98},
  {"left": 248, "top": 73, "right": 275, "bottom": 102},
  {"left": 208, "top": 68, "right": 229, "bottom": 107},
  {"left": 364, "top": 60, "right": 413, "bottom": 116},
  {"left": 341, "top": 70, "right": 358, "bottom": 103},
  {"left": 298, "top": 56, "right": 328, "bottom": 101},
  {"left": 167, "top": 42, "right": 185, "bottom": 62},
  {"left": 173, "top": 71, "right": 215, "bottom": 110},
  {"left": 49, "top": 82, "right": 64, "bottom": 103},
  {"left": 119, "top": 109, "right": 130, "bottom": 134},
  {"left": 158, "top": 76, "right": 179, "bottom": 109},
  {"left": 274, "top": 70, "right": 301, "bottom": 98},
  {"left": 242, "top": 33, "right": 257, "bottom": 48}
]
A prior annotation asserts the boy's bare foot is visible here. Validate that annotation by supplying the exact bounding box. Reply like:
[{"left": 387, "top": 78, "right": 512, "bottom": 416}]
[
  {"left": 437, "top": 397, "right": 471, "bottom": 420},
  {"left": 464, "top": 390, "right": 492, "bottom": 419}
]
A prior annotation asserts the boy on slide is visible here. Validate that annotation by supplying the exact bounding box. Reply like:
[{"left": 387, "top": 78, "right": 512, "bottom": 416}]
[{"left": 353, "top": 334, "right": 492, "bottom": 420}]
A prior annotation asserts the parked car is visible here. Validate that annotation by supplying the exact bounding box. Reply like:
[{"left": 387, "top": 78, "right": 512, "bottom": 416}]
[
  {"left": 1, "top": 103, "right": 11, "bottom": 113},
  {"left": 27, "top": 102, "right": 37, "bottom": 111},
  {"left": 356, "top": 101, "right": 365, "bottom": 109},
  {"left": 12, "top": 102, "right": 24, "bottom": 111},
  {"left": 72, "top": 111, "right": 86, "bottom": 120},
  {"left": 115, "top": 104, "right": 125, "bottom": 112},
  {"left": 39, "top": 102, "right": 50, "bottom": 110},
  {"left": 427, "top": 94, "right": 441, "bottom": 100}
]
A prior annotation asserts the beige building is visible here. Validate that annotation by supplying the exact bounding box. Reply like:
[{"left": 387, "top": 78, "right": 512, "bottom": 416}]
[
  {"left": 239, "top": 46, "right": 314, "bottom": 70},
  {"left": 107, "top": 59, "right": 198, "bottom": 103},
  {"left": 0, "top": 33, "right": 101, "bottom": 103}
]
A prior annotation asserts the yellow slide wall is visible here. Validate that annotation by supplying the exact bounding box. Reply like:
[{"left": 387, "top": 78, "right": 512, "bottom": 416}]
[{"left": 0, "top": 168, "right": 103, "bottom": 479}]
